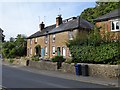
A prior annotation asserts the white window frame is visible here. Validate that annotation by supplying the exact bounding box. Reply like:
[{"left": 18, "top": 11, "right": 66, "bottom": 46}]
[
  {"left": 30, "top": 47, "right": 32, "bottom": 55},
  {"left": 35, "top": 38, "right": 37, "bottom": 43},
  {"left": 62, "top": 47, "right": 66, "bottom": 57},
  {"left": 45, "top": 35, "right": 48, "bottom": 44},
  {"left": 68, "top": 31, "right": 73, "bottom": 40},
  {"left": 52, "top": 34, "right": 55, "bottom": 43},
  {"left": 45, "top": 46, "right": 48, "bottom": 55},
  {"left": 111, "top": 19, "right": 120, "bottom": 32},
  {"left": 52, "top": 46, "right": 55, "bottom": 55},
  {"left": 30, "top": 39, "right": 32, "bottom": 45}
]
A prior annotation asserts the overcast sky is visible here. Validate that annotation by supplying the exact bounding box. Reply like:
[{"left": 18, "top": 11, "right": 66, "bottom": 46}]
[{"left": 0, "top": 1, "right": 96, "bottom": 41}]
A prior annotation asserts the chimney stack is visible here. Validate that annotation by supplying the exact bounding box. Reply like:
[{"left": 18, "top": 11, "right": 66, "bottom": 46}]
[
  {"left": 56, "top": 15, "right": 62, "bottom": 27},
  {"left": 39, "top": 22, "right": 45, "bottom": 32}
]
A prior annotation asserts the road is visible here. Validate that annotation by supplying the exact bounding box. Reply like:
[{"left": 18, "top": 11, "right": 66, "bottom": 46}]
[{"left": 2, "top": 65, "right": 114, "bottom": 88}]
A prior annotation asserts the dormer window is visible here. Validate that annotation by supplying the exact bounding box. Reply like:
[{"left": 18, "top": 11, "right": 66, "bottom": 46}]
[
  {"left": 111, "top": 19, "right": 120, "bottom": 31},
  {"left": 52, "top": 34, "right": 55, "bottom": 43}
]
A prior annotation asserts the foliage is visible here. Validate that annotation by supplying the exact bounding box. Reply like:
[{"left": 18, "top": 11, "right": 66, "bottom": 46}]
[
  {"left": 2, "top": 34, "right": 27, "bottom": 58},
  {"left": 65, "top": 58, "right": 72, "bottom": 64},
  {"left": 67, "top": 27, "right": 120, "bottom": 64},
  {"left": 80, "top": 2, "right": 120, "bottom": 24},
  {"left": 9, "top": 58, "right": 14, "bottom": 63},
  {"left": 51, "top": 56, "right": 65, "bottom": 62},
  {"left": 31, "top": 55, "right": 40, "bottom": 61}
]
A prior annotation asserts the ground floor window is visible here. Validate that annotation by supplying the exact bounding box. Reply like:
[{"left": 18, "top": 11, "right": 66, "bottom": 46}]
[
  {"left": 52, "top": 46, "right": 55, "bottom": 55},
  {"left": 45, "top": 46, "right": 48, "bottom": 55},
  {"left": 30, "top": 47, "right": 32, "bottom": 55},
  {"left": 62, "top": 47, "right": 66, "bottom": 57}
]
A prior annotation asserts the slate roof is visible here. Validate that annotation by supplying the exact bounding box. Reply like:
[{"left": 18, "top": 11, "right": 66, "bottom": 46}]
[
  {"left": 94, "top": 8, "right": 120, "bottom": 22},
  {"left": 49, "top": 17, "right": 94, "bottom": 34},
  {"left": 27, "top": 24, "right": 56, "bottom": 39},
  {"left": 27, "top": 16, "right": 94, "bottom": 39}
]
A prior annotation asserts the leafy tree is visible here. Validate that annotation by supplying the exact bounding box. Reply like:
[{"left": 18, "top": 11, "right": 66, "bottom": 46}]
[
  {"left": 2, "top": 34, "right": 27, "bottom": 58},
  {"left": 80, "top": 2, "right": 120, "bottom": 24}
]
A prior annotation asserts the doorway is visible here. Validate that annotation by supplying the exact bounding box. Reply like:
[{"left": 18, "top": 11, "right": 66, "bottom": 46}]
[{"left": 57, "top": 47, "right": 61, "bottom": 56}]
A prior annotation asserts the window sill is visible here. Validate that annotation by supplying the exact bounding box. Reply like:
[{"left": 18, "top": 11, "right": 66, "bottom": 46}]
[{"left": 111, "top": 30, "right": 120, "bottom": 32}]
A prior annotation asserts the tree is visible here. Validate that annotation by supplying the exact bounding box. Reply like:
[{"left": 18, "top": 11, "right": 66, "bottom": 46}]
[
  {"left": 2, "top": 34, "right": 27, "bottom": 58},
  {"left": 80, "top": 2, "right": 120, "bottom": 24}
]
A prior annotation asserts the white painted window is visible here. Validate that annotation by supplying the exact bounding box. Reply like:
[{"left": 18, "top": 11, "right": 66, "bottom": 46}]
[
  {"left": 30, "top": 39, "right": 32, "bottom": 45},
  {"left": 52, "top": 34, "right": 55, "bottom": 43},
  {"left": 35, "top": 38, "right": 37, "bottom": 43},
  {"left": 45, "top": 46, "right": 48, "bottom": 55},
  {"left": 68, "top": 31, "right": 73, "bottom": 40},
  {"left": 30, "top": 47, "right": 32, "bottom": 55},
  {"left": 45, "top": 35, "right": 48, "bottom": 44},
  {"left": 62, "top": 47, "right": 66, "bottom": 57},
  {"left": 52, "top": 46, "right": 55, "bottom": 54},
  {"left": 111, "top": 20, "right": 120, "bottom": 31}
]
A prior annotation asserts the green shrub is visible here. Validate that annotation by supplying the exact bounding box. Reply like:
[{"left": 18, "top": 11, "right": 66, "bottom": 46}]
[
  {"left": 67, "top": 27, "right": 120, "bottom": 64},
  {"left": 31, "top": 55, "right": 40, "bottom": 61},
  {"left": 51, "top": 56, "right": 65, "bottom": 62},
  {"left": 9, "top": 59, "right": 14, "bottom": 63},
  {"left": 65, "top": 58, "right": 72, "bottom": 64},
  {"left": 69, "top": 42, "right": 120, "bottom": 64}
]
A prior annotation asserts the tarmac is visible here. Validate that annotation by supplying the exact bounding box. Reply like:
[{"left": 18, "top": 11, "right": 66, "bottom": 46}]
[{"left": 2, "top": 61, "right": 120, "bottom": 88}]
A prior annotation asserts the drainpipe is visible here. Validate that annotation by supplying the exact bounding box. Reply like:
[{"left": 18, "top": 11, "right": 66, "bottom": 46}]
[
  {"left": 78, "top": 16, "right": 80, "bottom": 29},
  {"left": 49, "top": 34, "right": 50, "bottom": 59}
]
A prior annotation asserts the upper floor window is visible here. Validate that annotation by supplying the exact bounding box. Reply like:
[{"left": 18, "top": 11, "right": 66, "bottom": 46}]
[
  {"left": 111, "top": 20, "right": 120, "bottom": 31},
  {"left": 52, "top": 46, "right": 55, "bottom": 55},
  {"left": 68, "top": 31, "right": 73, "bottom": 40},
  {"left": 34, "top": 38, "right": 37, "bottom": 44},
  {"left": 45, "top": 35, "right": 48, "bottom": 44},
  {"left": 52, "top": 34, "right": 55, "bottom": 43},
  {"left": 30, "top": 39, "right": 32, "bottom": 45}
]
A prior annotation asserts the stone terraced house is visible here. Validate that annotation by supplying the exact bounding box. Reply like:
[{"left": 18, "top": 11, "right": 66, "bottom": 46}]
[
  {"left": 27, "top": 15, "right": 93, "bottom": 59},
  {"left": 95, "top": 8, "right": 120, "bottom": 40}
]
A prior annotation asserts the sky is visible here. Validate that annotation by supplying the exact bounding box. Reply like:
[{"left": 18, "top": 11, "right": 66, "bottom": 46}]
[{"left": 0, "top": 1, "right": 96, "bottom": 41}]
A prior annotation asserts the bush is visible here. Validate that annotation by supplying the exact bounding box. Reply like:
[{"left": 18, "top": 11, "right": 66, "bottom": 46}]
[
  {"left": 31, "top": 55, "right": 40, "bottom": 61},
  {"left": 9, "top": 59, "right": 14, "bottom": 63},
  {"left": 65, "top": 58, "right": 72, "bottom": 64},
  {"left": 67, "top": 27, "right": 120, "bottom": 64},
  {"left": 51, "top": 56, "right": 65, "bottom": 62}
]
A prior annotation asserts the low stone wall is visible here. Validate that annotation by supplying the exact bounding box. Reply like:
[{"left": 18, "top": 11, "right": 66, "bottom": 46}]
[
  {"left": 4, "top": 57, "right": 30, "bottom": 66},
  {"left": 4, "top": 58, "right": 120, "bottom": 80},
  {"left": 29, "top": 60, "right": 57, "bottom": 71},
  {"left": 60, "top": 63, "right": 75, "bottom": 74},
  {"left": 88, "top": 64, "right": 120, "bottom": 79},
  {"left": 60, "top": 63, "right": 120, "bottom": 79}
]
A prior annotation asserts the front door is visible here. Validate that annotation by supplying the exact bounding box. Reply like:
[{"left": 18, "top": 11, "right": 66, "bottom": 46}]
[
  {"left": 41, "top": 48, "right": 45, "bottom": 58},
  {"left": 57, "top": 47, "right": 61, "bottom": 56}
]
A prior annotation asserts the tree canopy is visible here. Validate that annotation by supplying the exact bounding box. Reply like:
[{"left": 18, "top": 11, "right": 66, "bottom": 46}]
[
  {"left": 80, "top": 2, "right": 120, "bottom": 24},
  {"left": 2, "top": 34, "right": 27, "bottom": 58}
]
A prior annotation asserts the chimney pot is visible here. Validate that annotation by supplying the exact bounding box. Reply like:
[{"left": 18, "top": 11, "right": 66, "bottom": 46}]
[
  {"left": 39, "top": 22, "right": 45, "bottom": 31},
  {"left": 56, "top": 15, "right": 62, "bottom": 27}
]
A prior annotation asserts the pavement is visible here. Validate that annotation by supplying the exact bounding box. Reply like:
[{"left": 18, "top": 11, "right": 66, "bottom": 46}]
[{"left": 2, "top": 61, "right": 120, "bottom": 88}]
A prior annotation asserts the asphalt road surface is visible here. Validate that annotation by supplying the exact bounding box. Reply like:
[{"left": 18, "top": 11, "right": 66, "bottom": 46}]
[{"left": 2, "top": 65, "right": 114, "bottom": 88}]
